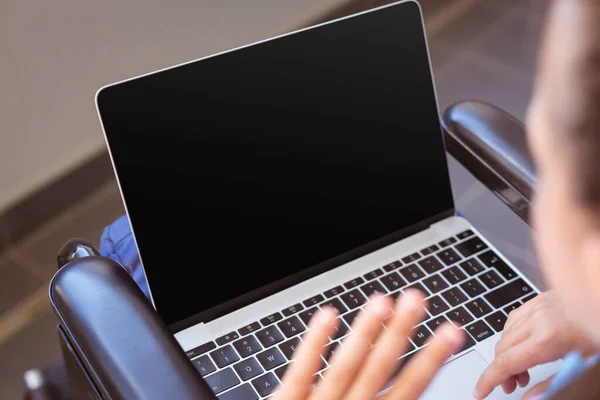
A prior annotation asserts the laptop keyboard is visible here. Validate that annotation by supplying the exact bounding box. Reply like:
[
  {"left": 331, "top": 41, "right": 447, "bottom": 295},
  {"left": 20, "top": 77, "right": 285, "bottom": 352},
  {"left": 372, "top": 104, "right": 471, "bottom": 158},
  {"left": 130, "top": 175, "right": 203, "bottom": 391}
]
[{"left": 185, "top": 230, "right": 538, "bottom": 399}]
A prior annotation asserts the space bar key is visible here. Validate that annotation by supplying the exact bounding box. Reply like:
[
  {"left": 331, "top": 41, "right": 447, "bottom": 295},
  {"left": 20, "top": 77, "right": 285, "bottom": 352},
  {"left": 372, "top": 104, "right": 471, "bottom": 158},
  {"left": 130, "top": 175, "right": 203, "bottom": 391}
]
[{"left": 484, "top": 278, "right": 534, "bottom": 309}]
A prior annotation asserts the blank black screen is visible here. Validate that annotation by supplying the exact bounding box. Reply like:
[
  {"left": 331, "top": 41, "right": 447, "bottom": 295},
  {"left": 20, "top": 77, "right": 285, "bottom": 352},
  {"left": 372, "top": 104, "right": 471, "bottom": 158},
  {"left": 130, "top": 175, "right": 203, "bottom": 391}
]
[{"left": 97, "top": 1, "right": 454, "bottom": 327}]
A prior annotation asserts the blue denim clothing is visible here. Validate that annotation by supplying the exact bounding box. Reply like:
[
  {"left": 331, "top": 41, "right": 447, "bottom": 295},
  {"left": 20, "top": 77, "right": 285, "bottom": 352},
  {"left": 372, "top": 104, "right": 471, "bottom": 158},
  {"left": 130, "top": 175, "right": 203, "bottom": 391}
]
[
  {"left": 99, "top": 214, "right": 150, "bottom": 299},
  {"left": 541, "top": 352, "right": 600, "bottom": 399}
]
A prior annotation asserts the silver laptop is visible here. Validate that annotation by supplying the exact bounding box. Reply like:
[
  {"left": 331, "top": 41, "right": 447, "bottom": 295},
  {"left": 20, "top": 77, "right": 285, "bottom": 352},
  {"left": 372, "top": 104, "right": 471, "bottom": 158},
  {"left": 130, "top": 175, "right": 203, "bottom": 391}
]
[{"left": 95, "top": 1, "right": 558, "bottom": 398}]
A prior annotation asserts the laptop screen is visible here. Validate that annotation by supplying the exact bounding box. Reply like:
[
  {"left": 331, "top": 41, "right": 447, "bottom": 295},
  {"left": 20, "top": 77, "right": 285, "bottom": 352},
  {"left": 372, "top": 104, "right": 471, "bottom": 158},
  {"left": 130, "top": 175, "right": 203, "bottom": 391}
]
[{"left": 97, "top": 1, "right": 454, "bottom": 328}]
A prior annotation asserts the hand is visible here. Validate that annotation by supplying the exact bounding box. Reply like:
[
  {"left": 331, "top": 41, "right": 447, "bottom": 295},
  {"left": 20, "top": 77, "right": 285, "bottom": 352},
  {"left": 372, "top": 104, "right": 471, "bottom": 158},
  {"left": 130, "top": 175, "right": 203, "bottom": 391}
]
[
  {"left": 474, "top": 291, "right": 596, "bottom": 399},
  {"left": 272, "top": 290, "right": 464, "bottom": 400}
]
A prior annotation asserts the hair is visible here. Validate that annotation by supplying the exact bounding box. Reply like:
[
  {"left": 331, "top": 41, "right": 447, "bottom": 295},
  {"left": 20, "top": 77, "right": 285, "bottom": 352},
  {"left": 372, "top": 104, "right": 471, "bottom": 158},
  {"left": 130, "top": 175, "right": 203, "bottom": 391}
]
[{"left": 538, "top": 0, "right": 600, "bottom": 211}]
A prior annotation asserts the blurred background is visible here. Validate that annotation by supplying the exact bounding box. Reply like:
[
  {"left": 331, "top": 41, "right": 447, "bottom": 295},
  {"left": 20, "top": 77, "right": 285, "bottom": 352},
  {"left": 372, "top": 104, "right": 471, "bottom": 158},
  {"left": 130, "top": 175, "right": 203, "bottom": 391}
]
[{"left": 0, "top": 0, "right": 548, "bottom": 398}]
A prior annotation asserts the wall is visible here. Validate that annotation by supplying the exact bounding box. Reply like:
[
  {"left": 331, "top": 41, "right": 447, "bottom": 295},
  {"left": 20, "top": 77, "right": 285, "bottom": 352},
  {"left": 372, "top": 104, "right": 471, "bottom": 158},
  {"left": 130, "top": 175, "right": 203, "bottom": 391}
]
[{"left": 0, "top": 0, "right": 345, "bottom": 212}]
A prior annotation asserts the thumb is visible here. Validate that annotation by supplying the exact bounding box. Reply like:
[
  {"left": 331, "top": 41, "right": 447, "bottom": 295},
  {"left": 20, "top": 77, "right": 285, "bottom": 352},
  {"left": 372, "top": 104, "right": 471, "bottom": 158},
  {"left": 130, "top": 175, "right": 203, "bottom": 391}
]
[{"left": 522, "top": 376, "right": 554, "bottom": 400}]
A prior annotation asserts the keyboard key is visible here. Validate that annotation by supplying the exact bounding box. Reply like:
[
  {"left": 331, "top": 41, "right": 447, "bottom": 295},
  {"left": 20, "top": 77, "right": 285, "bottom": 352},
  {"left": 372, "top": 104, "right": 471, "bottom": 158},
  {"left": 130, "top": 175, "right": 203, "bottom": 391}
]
[
  {"left": 239, "top": 322, "right": 261, "bottom": 336},
  {"left": 216, "top": 332, "right": 240, "bottom": 346},
  {"left": 486, "top": 311, "right": 508, "bottom": 332},
  {"left": 251, "top": 372, "right": 279, "bottom": 397},
  {"left": 387, "top": 290, "right": 402, "bottom": 302},
  {"left": 446, "top": 306, "right": 474, "bottom": 327},
  {"left": 331, "top": 319, "right": 350, "bottom": 340},
  {"left": 402, "top": 340, "right": 416, "bottom": 357},
  {"left": 457, "top": 230, "right": 475, "bottom": 240},
  {"left": 279, "top": 337, "right": 300, "bottom": 360},
  {"left": 257, "top": 347, "right": 286, "bottom": 370},
  {"left": 420, "top": 244, "right": 440, "bottom": 255},
  {"left": 479, "top": 270, "right": 504, "bottom": 289},
  {"left": 438, "top": 237, "right": 457, "bottom": 248},
  {"left": 405, "top": 282, "right": 429, "bottom": 296},
  {"left": 303, "top": 294, "right": 324, "bottom": 307},
  {"left": 459, "top": 258, "right": 486, "bottom": 276},
  {"left": 193, "top": 355, "right": 216, "bottom": 376},
  {"left": 360, "top": 281, "right": 387, "bottom": 297},
  {"left": 441, "top": 287, "right": 468, "bottom": 307},
  {"left": 344, "top": 277, "right": 365, "bottom": 289},
  {"left": 277, "top": 316, "right": 305, "bottom": 338},
  {"left": 441, "top": 266, "right": 467, "bottom": 284},
  {"left": 281, "top": 304, "right": 304, "bottom": 317},
  {"left": 343, "top": 309, "right": 360, "bottom": 327},
  {"left": 340, "top": 289, "right": 367, "bottom": 310},
  {"left": 399, "top": 264, "right": 426, "bottom": 282},
  {"left": 234, "top": 358, "right": 264, "bottom": 381},
  {"left": 455, "top": 237, "right": 488, "bottom": 257},
  {"left": 383, "top": 261, "right": 402, "bottom": 272},
  {"left": 217, "top": 383, "right": 258, "bottom": 400},
  {"left": 521, "top": 293, "right": 538, "bottom": 303},
  {"left": 484, "top": 279, "right": 534, "bottom": 308},
  {"left": 210, "top": 345, "right": 240, "bottom": 368},
  {"left": 186, "top": 341, "right": 216, "bottom": 359},
  {"left": 418, "top": 256, "right": 444, "bottom": 274},
  {"left": 364, "top": 268, "right": 384, "bottom": 281},
  {"left": 274, "top": 363, "right": 289, "bottom": 380},
  {"left": 422, "top": 274, "right": 449, "bottom": 294},
  {"left": 460, "top": 279, "right": 487, "bottom": 298},
  {"left": 466, "top": 321, "right": 494, "bottom": 342},
  {"left": 320, "top": 298, "right": 348, "bottom": 315},
  {"left": 323, "top": 286, "right": 345, "bottom": 298},
  {"left": 411, "top": 325, "right": 433, "bottom": 347},
  {"left": 205, "top": 368, "right": 239, "bottom": 394},
  {"left": 437, "top": 248, "right": 462, "bottom": 266},
  {"left": 260, "top": 313, "right": 282, "bottom": 327},
  {"left": 465, "top": 298, "right": 492, "bottom": 318},
  {"left": 233, "top": 336, "right": 263, "bottom": 358},
  {"left": 256, "top": 326, "right": 285, "bottom": 348},
  {"left": 503, "top": 302, "right": 522, "bottom": 315},
  {"left": 299, "top": 308, "right": 317, "bottom": 326},
  {"left": 427, "top": 315, "right": 449, "bottom": 332},
  {"left": 380, "top": 272, "right": 407, "bottom": 292},
  {"left": 454, "top": 329, "right": 476, "bottom": 354},
  {"left": 479, "top": 250, "right": 518, "bottom": 280},
  {"left": 402, "top": 252, "right": 421, "bottom": 263},
  {"left": 324, "top": 341, "right": 341, "bottom": 362},
  {"left": 427, "top": 295, "right": 450, "bottom": 316}
]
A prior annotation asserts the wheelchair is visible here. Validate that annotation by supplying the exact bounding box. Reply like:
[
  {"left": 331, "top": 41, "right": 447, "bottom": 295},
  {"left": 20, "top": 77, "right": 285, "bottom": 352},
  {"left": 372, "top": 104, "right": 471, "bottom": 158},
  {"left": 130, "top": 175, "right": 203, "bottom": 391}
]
[{"left": 19, "top": 99, "right": 533, "bottom": 400}]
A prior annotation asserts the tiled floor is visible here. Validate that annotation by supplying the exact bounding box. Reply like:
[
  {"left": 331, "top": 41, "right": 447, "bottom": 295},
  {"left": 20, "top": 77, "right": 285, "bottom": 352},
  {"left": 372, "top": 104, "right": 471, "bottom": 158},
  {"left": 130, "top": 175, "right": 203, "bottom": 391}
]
[{"left": 0, "top": 0, "right": 549, "bottom": 398}]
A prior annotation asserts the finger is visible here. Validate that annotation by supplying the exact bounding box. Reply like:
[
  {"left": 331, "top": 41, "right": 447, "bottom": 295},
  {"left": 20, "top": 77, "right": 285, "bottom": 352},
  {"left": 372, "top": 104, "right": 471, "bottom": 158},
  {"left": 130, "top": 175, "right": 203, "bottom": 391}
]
[
  {"left": 474, "top": 339, "right": 561, "bottom": 399},
  {"left": 516, "top": 371, "right": 531, "bottom": 387},
  {"left": 501, "top": 377, "right": 517, "bottom": 394},
  {"left": 344, "top": 290, "right": 426, "bottom": 400},
  {"left": 522, "top": 376, "right": 553, "bottom": 400},
  {"left": 274, "top": 308, "right": 338, "bottom": 400},
  {"left": 493, "top": 319, "right": 532, "bottom": 358},
  {"left": 504, "top": 297, "right": 536, "bottom": 329},
  {"left": 385, "top": 323, "right": 464, "bottom": 400},
  {"left": 311, "top": 295, "right": 392, "bottom": 400}
]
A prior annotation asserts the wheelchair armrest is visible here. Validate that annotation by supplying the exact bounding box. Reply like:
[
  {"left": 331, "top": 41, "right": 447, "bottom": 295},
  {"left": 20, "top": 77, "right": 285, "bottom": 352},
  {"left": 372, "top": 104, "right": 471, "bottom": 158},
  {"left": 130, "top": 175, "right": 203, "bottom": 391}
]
[
  {"left": 442, "top": 100, "right": 536, "bottom": 225},
  {"left": 49, "top": 254, "right": 216, "bottom": 399}
]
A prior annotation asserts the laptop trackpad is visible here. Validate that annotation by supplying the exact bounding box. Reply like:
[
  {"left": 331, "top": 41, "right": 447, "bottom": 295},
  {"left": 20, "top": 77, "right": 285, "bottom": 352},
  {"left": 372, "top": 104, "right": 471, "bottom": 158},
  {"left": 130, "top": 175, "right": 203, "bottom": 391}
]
[{"left": 420, "top": 351, "right": 517, "bottom": 400}]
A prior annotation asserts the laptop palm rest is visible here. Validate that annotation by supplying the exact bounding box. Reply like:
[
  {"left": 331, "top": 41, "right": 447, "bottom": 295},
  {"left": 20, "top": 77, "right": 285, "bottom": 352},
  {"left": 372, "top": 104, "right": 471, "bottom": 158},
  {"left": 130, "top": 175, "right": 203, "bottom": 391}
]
[{"left": 420, "top": 351, "right": 517, "bottom": 400}]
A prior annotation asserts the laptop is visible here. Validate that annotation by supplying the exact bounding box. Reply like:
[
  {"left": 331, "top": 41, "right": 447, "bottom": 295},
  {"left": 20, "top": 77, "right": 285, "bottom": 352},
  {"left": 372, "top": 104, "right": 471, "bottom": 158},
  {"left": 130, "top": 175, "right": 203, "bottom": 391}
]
[{"left": 95, "top": 1, "right": 558, "bottom": 398}]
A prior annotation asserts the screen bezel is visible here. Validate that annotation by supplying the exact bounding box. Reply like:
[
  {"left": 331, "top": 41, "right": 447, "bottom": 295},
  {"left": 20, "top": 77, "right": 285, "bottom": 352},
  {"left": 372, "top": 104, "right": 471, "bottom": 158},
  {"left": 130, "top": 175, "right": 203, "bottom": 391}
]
[{"left": 95, "top": 0, "right": 455, "bottom": 331}]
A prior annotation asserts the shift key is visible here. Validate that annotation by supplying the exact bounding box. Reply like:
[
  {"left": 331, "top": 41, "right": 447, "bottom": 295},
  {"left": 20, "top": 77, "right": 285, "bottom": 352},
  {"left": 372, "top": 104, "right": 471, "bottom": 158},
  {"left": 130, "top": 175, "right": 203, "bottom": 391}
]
[{"left": 484, "top": 279, "right": 534, "bottom": 309}]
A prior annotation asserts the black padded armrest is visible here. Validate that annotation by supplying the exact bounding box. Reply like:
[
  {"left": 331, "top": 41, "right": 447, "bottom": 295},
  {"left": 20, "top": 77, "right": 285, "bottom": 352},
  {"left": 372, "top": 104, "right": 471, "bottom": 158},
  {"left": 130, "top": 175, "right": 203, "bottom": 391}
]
[
  {"left": 50, "top": 255, "right": 216, "bottom": 400},
  {"left": 442, "top": 100, "right": 536, "bottom": 224}
]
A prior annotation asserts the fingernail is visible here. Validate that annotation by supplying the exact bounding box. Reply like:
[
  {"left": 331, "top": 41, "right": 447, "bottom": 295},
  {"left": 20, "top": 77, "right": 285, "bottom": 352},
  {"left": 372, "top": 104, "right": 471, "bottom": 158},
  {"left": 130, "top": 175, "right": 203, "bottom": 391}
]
[
  {"left": 372, "top": 296, "right": 390, "bottom": 317},
  {"left": 444, "top": 325, "right": 464, "bottom": 348},
  {"left": 403, "top": 290, "right": 422, "bottom": 310},
  {"left": 312, "top": 309, "right": 333, "bottom": 327},
  {"left": 472, "top": 388, "right": 482, "bottom": 399}
]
